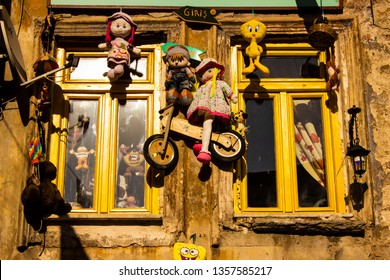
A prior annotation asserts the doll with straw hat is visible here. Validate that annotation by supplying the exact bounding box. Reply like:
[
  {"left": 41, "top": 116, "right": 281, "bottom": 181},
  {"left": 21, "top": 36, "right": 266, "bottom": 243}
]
[{"left": 187, "top": 58, "right": 238, "bottom": 164}]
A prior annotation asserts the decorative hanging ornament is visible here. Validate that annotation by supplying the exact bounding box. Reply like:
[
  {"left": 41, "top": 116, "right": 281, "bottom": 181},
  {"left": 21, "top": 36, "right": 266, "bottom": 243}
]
[
  {"left": 240, "top": 19, "right": 270, "bottom": 75},
  {"left": 308, "top": 17, "right": 338, "bottom": 51},
  {"left": 28, "top": 136, "right": 42, "bottom": 164}
]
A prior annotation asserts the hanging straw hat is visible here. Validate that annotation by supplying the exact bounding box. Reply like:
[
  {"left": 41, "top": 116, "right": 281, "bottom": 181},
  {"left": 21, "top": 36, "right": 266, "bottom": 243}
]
[{"left": 195, "top": 58, "right": 225, "bottom": 78}]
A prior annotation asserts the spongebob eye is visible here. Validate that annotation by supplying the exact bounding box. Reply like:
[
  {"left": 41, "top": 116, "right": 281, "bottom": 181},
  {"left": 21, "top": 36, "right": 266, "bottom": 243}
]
[
  {"left": 247, "top": 26, "right": 252, "bottom": 32},
  {"left": 255, "top": 25, "right": 259, "bottom": 32},
  {"left": 180, "top": 248, "right": 190, "bottom": 254},
  {"left": 190, "top": 249, "right": 199, "bottom": 256}
]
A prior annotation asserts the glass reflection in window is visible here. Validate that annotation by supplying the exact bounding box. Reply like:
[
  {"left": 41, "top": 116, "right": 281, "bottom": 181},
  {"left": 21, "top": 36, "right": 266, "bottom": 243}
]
[
  {"left": 116, "top": 100, "right": 147, "bottom": 208},
  {"left": 246, "top": 98, "right": 277, "bottom": 207},
  {"left": 244, "top": 56, "right": 321, "bottom": 79},
  {"left": 69, "top": 56, "right": 147, "bottom": 81},
  {"left": 64, "top": 100, "right": 97, "bottom": 209}
]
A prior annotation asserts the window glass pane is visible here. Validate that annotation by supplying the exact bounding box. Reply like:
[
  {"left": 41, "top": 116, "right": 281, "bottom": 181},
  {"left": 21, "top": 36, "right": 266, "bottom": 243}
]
[
  {"left": 244, "top": 56, "right": 320, "bottom": 79},
  {"left": 69, "top": 56, "right": 148, "bottom": 81},
  {"left": 64, "top": 100, "right": 98, "bottom": 209},
  {"left": 293, "top": 99, "right": 328, "bottom": 207},
  {"left": 116, "top": 100, "right": 147, "bottom": 208},
  {"left": 246, "top": 98, "right": 277, "bottom": 207}
]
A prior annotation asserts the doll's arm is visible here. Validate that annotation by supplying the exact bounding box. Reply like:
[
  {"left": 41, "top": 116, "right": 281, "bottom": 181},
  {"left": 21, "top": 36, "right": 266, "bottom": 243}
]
[
  {"left": 230, "top": 94, "right": 238, "bottom": 104},
  {"left": 186, "top": 67, "right": 196, "bottom": 83},
  {"left": 98, "top": 42, "right": 109, "bottom": 49},
  {"left": 129, "top": 45, "right": 142, "bottom": 55}
]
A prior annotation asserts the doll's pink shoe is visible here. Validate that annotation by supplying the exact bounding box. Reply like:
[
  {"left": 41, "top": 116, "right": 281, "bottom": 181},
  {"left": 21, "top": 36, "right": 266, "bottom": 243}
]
[
  {"left": 197, "top": 151, "right": 211, "bottom": 164},
  {"left": 193, "top": 143, "right": 202, "bottom": 155}
]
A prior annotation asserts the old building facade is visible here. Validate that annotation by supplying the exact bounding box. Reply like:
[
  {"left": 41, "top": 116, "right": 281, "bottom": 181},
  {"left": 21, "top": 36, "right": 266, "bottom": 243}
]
[{"left": 1, "top": 0, "right": 389, "bottom": 260}]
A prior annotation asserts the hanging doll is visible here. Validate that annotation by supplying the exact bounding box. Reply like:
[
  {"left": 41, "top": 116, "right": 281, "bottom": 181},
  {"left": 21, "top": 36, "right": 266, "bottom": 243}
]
[
  {"left": 240, "top": 19, "right": 269, "bottom": 75},
  {"left": 187, "top": 58, "right": 238, "bottom": 164},
  {"left": 165, "top": 45, "right": 195, "bottom": 106},
  {"left": 98, "top": 11, "right": 141, "bottom": 81}
]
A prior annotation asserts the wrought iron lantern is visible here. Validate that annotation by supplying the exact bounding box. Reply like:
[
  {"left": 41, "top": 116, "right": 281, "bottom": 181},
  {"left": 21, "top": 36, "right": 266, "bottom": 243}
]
[{"left": 347, "top": 106, "right": 370, "bottom": 177}]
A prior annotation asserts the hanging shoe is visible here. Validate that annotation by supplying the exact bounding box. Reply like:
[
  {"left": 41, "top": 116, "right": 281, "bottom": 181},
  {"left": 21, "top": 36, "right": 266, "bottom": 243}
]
[
  {"left": 192, "top": 143, "right": 202, "bottom": 155},
  {"left": 197, "top": 151, "right": 211, "bottom": 164}
]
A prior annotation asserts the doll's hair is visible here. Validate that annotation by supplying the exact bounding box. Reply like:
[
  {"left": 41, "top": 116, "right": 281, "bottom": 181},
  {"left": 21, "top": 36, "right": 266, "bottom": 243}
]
[
  {"left": 167, "top": 53, "right": 187, "bottom": 63},
  {"left": 104, "top": 20, "right": 136, "bottom": 44},
  {"left": 210, "top": 68, "right": 221, "bottom": 98}
]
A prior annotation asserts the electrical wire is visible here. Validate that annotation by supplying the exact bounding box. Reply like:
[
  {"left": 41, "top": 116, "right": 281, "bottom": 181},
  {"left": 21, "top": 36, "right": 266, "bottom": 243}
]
[{"left": 17, "top": 0, "right": 25, "bottom": 37}]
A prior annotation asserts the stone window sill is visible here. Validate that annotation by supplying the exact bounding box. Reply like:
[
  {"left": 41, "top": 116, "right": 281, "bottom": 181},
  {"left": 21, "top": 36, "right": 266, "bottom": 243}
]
[
  {"left": 45, "top": 214, "right": 163, "bottom": 226},
  {"left": 233, "top": 214, "right": 365, "bottom": 236}
]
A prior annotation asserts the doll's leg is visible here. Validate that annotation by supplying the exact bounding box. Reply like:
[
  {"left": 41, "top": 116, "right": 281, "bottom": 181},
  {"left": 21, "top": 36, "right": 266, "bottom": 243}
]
[
  {"left": 166, "top": 87, "right": 179, "bottom": 104},
  {"left": 242, "top": 58, "right": 256, "bottom": 74},
  {"left": 114, "top": 64, "right": 125, "bottom": 78},
  {"left": 179, "top": 89, "right": 193, "bottom": 106},
  {"left": 254, "top": 56, "right": 270, "bottom": 76},
  {"left": 107, "top": 64, "right": 125, "bottom": 81},
  {"left": 197, "top": 113, "right": 214, "bottom": 164}
]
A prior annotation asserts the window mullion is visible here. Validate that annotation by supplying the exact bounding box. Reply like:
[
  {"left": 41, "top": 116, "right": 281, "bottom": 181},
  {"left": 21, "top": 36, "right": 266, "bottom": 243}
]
[
  {"left": 97, "top": 93, "right": 112, "bottom": 213},
  {"left": 278, "top": 92, "right": 295, "bottom": 213}
]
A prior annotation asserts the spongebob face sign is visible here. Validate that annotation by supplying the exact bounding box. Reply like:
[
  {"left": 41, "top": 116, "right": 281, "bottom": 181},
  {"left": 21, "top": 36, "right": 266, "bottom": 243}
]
[{"left": 173, "top": 242, "right": 207, "bottom": 260}]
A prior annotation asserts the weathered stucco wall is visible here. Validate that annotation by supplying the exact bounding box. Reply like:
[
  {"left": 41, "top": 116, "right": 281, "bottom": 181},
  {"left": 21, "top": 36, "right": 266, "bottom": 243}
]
[{"left": 1, "top": 0, "right": 389, "bottom": 260}]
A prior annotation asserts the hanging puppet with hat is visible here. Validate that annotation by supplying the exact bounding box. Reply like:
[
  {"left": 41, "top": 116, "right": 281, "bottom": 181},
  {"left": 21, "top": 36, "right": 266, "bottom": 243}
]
[
  {"left": 98, "top": 11, "right": 141, "bottom": 81},
  {"left": 187, "top": 58, "right": 238, "bottom": 164}
]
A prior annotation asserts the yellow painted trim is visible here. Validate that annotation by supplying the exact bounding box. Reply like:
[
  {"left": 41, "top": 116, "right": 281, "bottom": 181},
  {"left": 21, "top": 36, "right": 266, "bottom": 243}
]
[
  {"left": 51, "top": 46, "right": 161, "bottom": 216},
  {"left": 232, "top": 42, "right": 346, "bottom": 215}
]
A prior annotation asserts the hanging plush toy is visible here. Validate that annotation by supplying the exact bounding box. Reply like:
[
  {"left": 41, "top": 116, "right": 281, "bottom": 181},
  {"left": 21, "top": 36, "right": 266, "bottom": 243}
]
[
  {"left": 240, "top": 19, "right": 269, "bottom": 75},
  {"left": 21, "top": 161, "right": 72, "bottom": 233},
  {"left": 164, "top": 45, "right": 195, "bottom": 106},
  {"left": 98, "top": 11, "right": 141, "bottom": 81},
  {"left": 326, "top": 46, "right": 340, "bottom": 93},
  {"left": 187, "top": 58, "right": 238, "bottom": 164},
  {"left": 231, "top": 110, "right": 249, "bottom": 146}
]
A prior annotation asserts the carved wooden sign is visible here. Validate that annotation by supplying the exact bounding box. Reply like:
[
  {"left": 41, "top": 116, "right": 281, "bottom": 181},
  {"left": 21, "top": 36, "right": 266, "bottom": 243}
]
[{"left": 174, "top": 6, "right": 220, "bottom": 25}]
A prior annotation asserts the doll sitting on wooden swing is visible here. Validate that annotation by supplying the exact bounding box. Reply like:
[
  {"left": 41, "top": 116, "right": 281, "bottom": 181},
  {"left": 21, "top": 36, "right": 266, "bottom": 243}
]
[{"left": 187, "top": 58, "right": 238, "bottom": 164}]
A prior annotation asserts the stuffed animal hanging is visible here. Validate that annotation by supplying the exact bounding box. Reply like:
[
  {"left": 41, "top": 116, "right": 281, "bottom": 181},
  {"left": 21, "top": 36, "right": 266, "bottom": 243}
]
[
  {"left": 326, "top": 46, "right": 340, "bottom": 93},
  {"left": 21, "top": 161, "right": 72, "bottom": 233},
  {"left": 164, "top": 45, "right": 195, "bottom": 106},
  {"left": 187, "top": 58, "right": 238, "bottom": 164},
  {"left": 231, "top": 110, "right": 249, "bottom": 146},
  {"left": 98, "top": 11, "right": 141, "bottom": 81},
  {"left": 240, "top": 19, "right": 270, "bottom": 75}
]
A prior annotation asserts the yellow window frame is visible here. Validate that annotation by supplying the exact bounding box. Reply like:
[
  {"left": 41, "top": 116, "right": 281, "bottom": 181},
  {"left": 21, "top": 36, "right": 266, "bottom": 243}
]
[
  {"left": 49, "top": 46, "right": 162, "bottom": 217},
  {"left": 231, "top": 43, "right": 346, "bottom": 215}
]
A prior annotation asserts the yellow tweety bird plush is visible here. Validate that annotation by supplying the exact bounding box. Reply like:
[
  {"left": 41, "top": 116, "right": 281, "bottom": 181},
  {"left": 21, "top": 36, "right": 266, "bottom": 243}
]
[{"left": 240, "top": 19, "right": 270, "bottom": 75}]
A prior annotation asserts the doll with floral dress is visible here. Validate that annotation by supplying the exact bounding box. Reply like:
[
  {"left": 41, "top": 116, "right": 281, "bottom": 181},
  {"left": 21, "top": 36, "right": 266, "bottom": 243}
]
[
  {"left": 187, "top": 58, "right": 238, "bottom": 164},
  {"left": 98, "top": 11, "right": 141, "bottom": 81}
]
